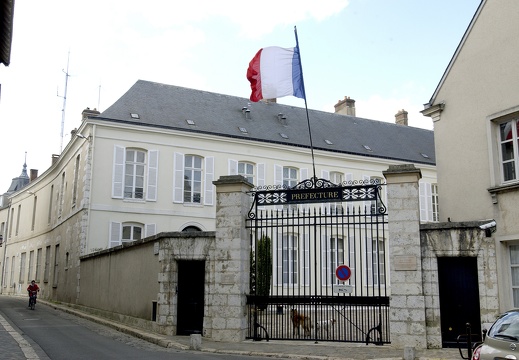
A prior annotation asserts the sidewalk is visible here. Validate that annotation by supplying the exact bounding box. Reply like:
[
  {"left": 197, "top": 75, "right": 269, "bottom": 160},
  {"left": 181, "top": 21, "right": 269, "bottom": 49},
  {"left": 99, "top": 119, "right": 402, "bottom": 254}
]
[{"left": 42, "top": 300, "right": 464, "bottom": 360}]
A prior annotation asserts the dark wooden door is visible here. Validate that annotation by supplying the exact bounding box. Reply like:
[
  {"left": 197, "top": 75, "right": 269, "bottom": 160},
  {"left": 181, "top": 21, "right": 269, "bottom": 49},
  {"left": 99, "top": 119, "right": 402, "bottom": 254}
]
[
  {"left": 177, "top": 260, "right": 205, "bottom": 335},
  {"left": 437, "top": 257, "right": 481, "bottom": 348}
]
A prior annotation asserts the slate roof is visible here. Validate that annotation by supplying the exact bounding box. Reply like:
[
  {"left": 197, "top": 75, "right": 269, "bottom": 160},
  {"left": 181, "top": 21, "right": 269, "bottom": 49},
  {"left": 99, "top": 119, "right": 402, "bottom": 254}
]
[
  {"left": 97, "top": 80, "right": 435, "bottom": 165},
  {"left": 6, "top": 161, "right": 29, "bottom": 194}
]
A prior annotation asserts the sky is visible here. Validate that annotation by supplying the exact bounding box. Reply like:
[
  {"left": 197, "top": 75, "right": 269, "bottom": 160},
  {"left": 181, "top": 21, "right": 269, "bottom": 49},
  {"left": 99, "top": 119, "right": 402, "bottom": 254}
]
[{"left": 0, "top": 0, "right": 481, "bottom": 192}]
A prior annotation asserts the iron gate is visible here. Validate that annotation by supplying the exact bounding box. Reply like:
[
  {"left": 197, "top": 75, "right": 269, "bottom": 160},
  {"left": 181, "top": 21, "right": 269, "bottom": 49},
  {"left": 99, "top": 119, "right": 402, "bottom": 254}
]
[{"left": 246, "top": 177, "right": 389, "bottom": 344}]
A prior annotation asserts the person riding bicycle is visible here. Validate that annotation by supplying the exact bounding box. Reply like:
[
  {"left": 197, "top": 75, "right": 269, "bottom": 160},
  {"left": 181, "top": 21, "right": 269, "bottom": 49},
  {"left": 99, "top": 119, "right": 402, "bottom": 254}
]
[{"left": 27, "top": 280, "right": 39, "bottom": 307}]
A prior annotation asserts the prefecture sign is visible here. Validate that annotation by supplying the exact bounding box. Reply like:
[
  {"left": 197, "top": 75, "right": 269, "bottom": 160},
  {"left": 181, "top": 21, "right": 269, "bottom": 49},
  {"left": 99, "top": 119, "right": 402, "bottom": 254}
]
[
  {"left": 335, "top": 265, "right": 351, "bottom": 281},
  {"left": 285, "top": 188, "right": 343, "bottom": 204}
]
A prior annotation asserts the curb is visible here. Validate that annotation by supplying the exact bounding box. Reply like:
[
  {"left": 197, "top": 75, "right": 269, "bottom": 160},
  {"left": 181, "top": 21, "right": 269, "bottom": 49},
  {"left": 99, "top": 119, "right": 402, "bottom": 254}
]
[{"left": 38, "top": 300, "right": 460, "bottom": 360}]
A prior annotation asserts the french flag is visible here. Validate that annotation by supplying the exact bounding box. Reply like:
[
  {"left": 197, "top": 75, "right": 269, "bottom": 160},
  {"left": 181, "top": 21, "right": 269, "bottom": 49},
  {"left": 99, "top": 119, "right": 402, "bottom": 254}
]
[{"left": 246, "top": 46, "right": 306, "bottom": 102}]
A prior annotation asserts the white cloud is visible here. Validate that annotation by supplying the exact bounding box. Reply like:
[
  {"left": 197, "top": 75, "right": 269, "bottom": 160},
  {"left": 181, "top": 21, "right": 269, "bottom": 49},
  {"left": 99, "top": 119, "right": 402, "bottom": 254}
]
[{"left": 355, "top": 95, "right": 432, "bottom": 130}]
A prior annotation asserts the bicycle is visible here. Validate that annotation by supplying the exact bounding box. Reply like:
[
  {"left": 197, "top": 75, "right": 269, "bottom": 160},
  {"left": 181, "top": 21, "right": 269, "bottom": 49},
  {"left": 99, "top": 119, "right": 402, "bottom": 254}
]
[{"left": 28, "top": 291, "right": 37, "bottom": 310}]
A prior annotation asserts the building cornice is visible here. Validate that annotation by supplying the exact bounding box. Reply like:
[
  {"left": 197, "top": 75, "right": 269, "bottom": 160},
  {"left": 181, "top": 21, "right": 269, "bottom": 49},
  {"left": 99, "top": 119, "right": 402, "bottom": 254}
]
[{"left": 420, "top": 103, "right": 445, "bottom": 122}]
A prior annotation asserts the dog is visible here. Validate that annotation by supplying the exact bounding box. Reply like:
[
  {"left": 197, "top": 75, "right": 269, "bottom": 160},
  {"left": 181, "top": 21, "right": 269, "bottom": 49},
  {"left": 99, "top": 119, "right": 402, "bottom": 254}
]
[
  {"left": 290, "top": 309, "right": 312, "bottom": 337},
  {"left": 316, "top": 318, "right": 336, "bottom": 337}
]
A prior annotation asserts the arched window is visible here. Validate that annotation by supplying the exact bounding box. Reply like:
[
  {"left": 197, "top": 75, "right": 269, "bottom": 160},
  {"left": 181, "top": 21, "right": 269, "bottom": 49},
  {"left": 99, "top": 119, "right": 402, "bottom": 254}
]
[{"left": 182, "top": 226, "right": 202, "bottom": 232}]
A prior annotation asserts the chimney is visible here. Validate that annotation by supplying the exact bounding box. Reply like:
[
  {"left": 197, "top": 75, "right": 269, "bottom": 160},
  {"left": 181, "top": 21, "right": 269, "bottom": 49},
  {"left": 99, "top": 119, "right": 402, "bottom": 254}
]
[
  {"left": 334, "top": 96, "right": 356, "bottom": 116},
  {"left": 395, "top": 109, "right": 408, "bottom": 126},
  {"left": 30, "top": 169, "right": 38, "bottom": 182},
  {"left": 82, "top": 107, "right": 101, "bottom": 122}
]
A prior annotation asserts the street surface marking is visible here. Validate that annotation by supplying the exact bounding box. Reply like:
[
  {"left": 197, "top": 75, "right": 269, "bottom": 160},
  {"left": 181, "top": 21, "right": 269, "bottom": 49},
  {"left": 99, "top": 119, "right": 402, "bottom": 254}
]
[{"left": 0, "top": 313, "right": 40, "bottom": 359}]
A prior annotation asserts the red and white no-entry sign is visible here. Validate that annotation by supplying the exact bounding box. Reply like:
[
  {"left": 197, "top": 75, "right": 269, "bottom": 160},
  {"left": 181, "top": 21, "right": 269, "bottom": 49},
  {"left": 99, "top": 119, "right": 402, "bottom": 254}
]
[{"left": 335, "top": 265, "right": 351, "bottom": 281}]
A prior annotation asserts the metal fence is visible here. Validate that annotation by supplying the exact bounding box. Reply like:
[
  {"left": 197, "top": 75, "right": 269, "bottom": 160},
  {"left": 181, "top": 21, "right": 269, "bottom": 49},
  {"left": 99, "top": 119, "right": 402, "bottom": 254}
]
[{"left": 246, "top": 177, "right": 390, "bottom": 343}]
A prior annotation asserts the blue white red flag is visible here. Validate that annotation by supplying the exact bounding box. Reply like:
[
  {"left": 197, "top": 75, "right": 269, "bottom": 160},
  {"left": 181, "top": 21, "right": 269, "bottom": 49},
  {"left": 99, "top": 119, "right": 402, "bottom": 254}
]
[{"left": 246, "top": 46, "right": 305, "bottom": 102}]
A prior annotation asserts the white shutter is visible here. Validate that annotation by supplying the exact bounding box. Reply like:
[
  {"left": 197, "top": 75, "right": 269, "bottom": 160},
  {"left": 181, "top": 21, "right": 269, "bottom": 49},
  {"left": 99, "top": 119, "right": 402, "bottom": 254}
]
[
  {"left": 303, "top": 233, "right": 310, "bottom": 286},
  {"left": 274, "top": 164, "right": 283, "bottom": 186},
  {"left": 274, "top": 165, "right": 283, "bottom": 210},
  {"left": 348, "top": 236, "right": 355, "bottom": 285},
  {"left": 300, "top": 168, "right": 308, "bottom": 183},
  {"left": 109, "top": 222, "right": 122, "bottom": 248},
  {"left": 204, "top": 156, "right": 214, "bottom": 206},
  {"left": 300, "top": 168, "right": 309, "bottom": 212},
  {"left": 346, "top": 173, "right": 354, "bottom": 214},
  {"left": 419, "top": 182, "right": 432, "bottom": 222},
  {"left": 321, "top": 170, "right": 329, "bottom": 180},
  {"left": 145, "top": 223, "right": 157, "bottom": 238},
  {"left": 345, "top": 173, "right": 353, "bottom": 185},
  {"left": 173, "top": 152, "right": 184, "bottom": 203},
  {"left": 112, "top": 146, "right": 125, "bottom": 199},
  {"left": 366, "top": 236, "right": 373, "bottom": 286},
  {"left": 146, "top": 150, "right": 159, "bottom": 201},
  {"left": 257, "top": 163, "right": 265, "bottom": 187},
  {"left": 363, "top": 175, "right": 371, "bottom": 214},
  {"left": 256, "top": 163, "right": 266, "bottom": 210},
  {"left": 228, "top": 159, "right": 238, "bottom": 175},
  {"left": 426, "top": 183, "right": 433, "bottom": 221},
  {"left": 321, "top": 170, "right": 330, "bottom": 213},
  {"left": 321, "top": 235, "right": 328, "bottom": 284},
  {"left": 274, "top": 233, "right": 282, "bottom": 286}
]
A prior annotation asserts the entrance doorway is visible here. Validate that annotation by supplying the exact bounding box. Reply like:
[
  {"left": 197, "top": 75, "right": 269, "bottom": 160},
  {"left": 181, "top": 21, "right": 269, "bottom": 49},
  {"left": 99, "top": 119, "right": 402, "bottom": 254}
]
[
  {"left": 437, "top": 257, "right": 481, "bottom": 348},
  {"left": 177, "top": 260, "right": 205, "bottom": 335}
]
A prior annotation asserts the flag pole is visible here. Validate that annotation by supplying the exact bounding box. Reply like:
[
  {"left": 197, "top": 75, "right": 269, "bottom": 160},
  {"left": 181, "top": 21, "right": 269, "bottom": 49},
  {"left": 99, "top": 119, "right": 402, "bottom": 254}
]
[{"left": 294, "top": 26, "right": 317, "bottom": 184}]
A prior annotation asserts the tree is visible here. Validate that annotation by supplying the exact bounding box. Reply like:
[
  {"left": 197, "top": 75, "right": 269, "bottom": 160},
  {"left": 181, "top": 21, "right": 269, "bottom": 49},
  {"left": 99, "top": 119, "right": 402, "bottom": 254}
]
[{"left": 250, "top": 235, "right": 272, "bottom": 299}]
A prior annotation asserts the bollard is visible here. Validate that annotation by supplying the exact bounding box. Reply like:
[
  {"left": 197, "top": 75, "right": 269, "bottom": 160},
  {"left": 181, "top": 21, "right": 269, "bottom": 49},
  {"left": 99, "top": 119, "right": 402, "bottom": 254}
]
[
  {"left": 190, "top": 334, "right": 202, "bottom": 350},
  {"left": 403, "top": 346, "right": 415, "bottom": 360}
]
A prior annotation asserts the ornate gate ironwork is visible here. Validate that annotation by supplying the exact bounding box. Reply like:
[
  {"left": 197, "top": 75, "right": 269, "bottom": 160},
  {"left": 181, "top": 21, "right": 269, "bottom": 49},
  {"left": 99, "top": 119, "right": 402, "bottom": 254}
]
[{"left": 246, "top": 177, "right": 389, "bottom": 344}]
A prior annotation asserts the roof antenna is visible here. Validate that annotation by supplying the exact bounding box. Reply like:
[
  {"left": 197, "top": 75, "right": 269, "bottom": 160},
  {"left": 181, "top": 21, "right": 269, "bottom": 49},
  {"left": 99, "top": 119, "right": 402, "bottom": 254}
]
[
  {"left": 97, "top": 83, "right": 101, "bottom": 111},
  {"left": 58, "top": 51, "right": 71, "bottom": 153}
]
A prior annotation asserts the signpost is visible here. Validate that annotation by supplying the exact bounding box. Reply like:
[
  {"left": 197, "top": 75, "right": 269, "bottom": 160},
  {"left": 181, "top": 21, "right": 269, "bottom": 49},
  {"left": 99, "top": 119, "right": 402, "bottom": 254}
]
[{"left": 334, "top": 265, "right": 353, "bottom": 293}]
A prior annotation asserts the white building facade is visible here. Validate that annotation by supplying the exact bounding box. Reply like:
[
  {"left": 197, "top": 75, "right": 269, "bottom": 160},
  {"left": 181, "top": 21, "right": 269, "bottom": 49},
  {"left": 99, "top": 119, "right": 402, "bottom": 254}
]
[{"left": 0, "top": 81, "right": 436, "bottom": 311}]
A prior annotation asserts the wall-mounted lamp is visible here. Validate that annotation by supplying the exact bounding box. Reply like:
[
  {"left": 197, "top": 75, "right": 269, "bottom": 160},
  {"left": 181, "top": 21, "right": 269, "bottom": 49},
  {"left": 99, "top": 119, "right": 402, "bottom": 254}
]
[{"left": 479, "top": 220, "right": 496, "bottom": 237}]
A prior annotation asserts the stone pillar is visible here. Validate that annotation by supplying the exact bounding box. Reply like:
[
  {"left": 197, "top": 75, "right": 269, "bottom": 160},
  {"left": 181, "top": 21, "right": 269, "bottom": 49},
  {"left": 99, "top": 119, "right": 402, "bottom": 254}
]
[
  {"left": 209, "top": 175, "right": 253, "bottom": 342},
  {"left": 382, "top": 164, "right": 426, "bottom": 349}
]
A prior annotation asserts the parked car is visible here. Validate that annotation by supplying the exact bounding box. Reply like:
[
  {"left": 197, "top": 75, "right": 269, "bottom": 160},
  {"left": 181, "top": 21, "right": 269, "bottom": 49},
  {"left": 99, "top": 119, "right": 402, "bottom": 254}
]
[{"left": 472, "top": 310, "right": 519, "bottom": 360}]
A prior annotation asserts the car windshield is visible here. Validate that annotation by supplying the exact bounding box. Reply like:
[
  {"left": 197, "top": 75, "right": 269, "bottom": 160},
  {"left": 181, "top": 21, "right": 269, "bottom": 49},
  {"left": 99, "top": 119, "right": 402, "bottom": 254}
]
[{"left": 488, "top": 311, "right": 519, "bottom": 340}]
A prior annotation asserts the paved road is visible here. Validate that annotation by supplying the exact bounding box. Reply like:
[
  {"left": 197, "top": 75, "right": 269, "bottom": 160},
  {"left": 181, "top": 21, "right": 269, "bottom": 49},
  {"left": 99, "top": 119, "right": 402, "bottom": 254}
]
[{"left": 0, "top": 296, "right": 272, "bottom": 360}]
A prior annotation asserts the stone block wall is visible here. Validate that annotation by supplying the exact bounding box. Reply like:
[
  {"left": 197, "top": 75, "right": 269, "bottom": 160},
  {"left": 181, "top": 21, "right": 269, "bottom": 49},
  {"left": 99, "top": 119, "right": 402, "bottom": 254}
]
[
  {"left": 156, "top": 175, "right": 253, "bottom": 340},
  {"left": 383, "top": 164, "right": 427, "bottom": 349},
  {"left": 420, "top": 223, "right": 499, "bottom": 347}
]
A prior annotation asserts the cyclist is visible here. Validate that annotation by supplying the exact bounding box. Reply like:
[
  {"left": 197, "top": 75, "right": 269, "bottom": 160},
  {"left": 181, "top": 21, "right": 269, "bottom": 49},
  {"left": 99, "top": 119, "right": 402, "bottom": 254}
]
[{"left": 27, "top": 280, "right": 39, "bottom": 307}]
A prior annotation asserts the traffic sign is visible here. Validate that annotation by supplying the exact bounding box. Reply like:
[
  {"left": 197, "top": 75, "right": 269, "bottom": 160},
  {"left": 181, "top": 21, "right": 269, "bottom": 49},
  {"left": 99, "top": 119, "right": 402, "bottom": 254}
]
[{"left": 335, "top": 265, "right": 351, "bottom": 281}]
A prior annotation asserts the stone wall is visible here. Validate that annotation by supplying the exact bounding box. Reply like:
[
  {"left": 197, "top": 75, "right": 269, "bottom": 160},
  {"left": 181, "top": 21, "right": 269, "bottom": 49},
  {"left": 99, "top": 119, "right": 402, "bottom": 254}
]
[
  {"left": 156, "top": 175, "right": 253, "bottom": 340},
  {"left": 420, "top": 222, "right": 499, "bottom": 347},
  {"left": 79, "top": 238, "right": 160, "bottom": 322},
  {"left": 156, "top": 232, "right": 215, "bottom": 336},
  {"left": 75, "top": 171, "right": 499, "bottom": 349}
]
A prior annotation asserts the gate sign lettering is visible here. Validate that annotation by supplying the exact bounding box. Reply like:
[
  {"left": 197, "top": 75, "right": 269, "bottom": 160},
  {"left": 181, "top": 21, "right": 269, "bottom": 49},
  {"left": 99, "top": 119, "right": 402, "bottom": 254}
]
[{"left": 335, "top": 265, "right": 351, "bottom": 281}]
